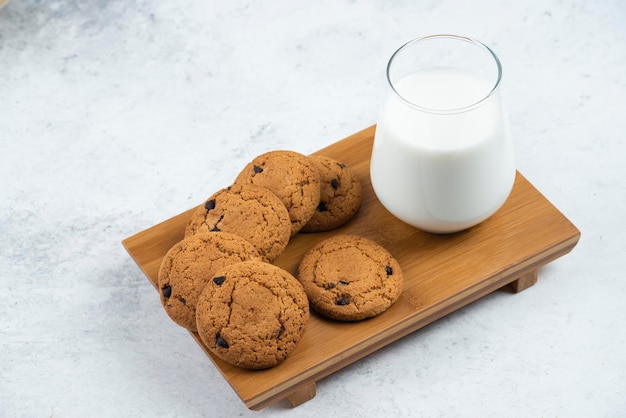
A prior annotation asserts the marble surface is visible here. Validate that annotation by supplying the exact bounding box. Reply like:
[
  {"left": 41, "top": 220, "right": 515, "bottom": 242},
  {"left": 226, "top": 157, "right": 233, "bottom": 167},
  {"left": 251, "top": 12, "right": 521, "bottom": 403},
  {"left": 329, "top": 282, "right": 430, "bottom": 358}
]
[{"left": 1, "top": 0, "right": 625, "bottom": 416}]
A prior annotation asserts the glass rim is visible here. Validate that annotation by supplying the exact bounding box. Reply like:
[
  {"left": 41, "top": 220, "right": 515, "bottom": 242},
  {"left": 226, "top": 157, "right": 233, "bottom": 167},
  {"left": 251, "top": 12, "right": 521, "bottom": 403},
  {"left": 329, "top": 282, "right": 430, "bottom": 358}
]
[{"left": 386, "top": 34, "right": 503, "bottom": 115}]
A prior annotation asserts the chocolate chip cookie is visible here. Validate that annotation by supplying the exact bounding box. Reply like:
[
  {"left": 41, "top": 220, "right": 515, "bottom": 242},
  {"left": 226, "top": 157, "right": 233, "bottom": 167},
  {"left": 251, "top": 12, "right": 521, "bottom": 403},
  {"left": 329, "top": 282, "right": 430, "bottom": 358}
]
[
  {"left": 297, "top": 234, "right": 403, "bottom": 321},
  {"left": 234, "top": 150, "right": 320, "bottom": 236},
  {"left": 196, "top": 260, "right": 310, "bottom": 369},
  {"left": 185, "top": 183, "right": 291, "bottom": 262},
  {"left": 158, "top": 232, "right": 261, "bottom": 332},
  {"left": 301, "top": 155, "right": 362, "bottom": 232}
]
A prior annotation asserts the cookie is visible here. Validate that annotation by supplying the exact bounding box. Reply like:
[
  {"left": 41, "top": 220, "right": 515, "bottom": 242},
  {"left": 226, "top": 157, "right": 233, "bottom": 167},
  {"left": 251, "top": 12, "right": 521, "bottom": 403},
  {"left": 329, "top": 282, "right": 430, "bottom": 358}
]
[
  {"left": 296, "top": 235, "right": 403, "bottom": 321},
  {"left": 301, "top": 155, "right": 362, "bottom": 232},
  {"left": 185, "top": 183, "right": 291, "bottom": 262},
  {"left": 157, "top": 232, "right": 261, "bottom": 332},
  {"left": 234, "top": 150, "right": 320, "bottom": 236},
  {"left": 196, "top": 260, "right": 310, "bottom": 369}
]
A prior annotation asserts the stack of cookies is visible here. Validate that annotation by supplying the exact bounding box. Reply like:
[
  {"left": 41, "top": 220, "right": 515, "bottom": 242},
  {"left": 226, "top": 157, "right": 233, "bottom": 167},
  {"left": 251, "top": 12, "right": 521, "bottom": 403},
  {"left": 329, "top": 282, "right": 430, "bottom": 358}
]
[{"left": 157, "top": 150, "right": 403, "bottom": 369}]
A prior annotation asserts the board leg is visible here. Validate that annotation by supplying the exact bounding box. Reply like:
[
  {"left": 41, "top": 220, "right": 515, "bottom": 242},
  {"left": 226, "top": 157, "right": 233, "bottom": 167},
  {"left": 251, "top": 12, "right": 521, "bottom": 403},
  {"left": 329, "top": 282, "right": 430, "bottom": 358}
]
[
  {"left": 286, "top": 382, "right": 317, "bottom": 407},
  {"left": 509, "top": 270, "right": 538, "bottom": 293}
]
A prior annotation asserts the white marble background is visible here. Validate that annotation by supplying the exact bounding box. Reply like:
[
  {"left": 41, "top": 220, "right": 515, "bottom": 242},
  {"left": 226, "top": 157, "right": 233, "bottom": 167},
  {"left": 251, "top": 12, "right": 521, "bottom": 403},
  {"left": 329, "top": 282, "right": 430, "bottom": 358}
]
[{"left": 1, "top": 0, "right": 625, "bottom": 417}]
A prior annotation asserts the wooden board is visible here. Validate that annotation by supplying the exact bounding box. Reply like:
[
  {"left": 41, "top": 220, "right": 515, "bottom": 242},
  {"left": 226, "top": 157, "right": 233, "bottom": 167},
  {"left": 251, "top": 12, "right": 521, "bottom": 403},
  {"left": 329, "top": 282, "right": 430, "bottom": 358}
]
[{"left": 122, "top": 125, "right": 580, "bottom": 410}]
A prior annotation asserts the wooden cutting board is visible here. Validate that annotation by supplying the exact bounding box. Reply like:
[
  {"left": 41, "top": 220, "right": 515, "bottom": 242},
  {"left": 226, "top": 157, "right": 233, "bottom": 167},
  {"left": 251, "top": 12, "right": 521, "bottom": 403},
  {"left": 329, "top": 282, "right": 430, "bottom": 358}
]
[{"left": 122, "top": 125, "right": 580, "bottom": 410}]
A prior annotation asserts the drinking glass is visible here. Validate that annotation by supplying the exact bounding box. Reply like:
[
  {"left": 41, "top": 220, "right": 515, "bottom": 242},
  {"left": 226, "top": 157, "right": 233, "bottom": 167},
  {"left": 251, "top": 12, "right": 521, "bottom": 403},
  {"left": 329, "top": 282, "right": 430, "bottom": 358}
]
[{"left": 370, "top": 34, "right": 516, "bottom": 233}]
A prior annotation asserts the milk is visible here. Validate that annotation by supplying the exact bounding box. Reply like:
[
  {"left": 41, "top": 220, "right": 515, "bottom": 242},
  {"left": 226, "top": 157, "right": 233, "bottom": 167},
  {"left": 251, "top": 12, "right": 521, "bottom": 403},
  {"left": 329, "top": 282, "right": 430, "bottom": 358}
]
[{"left": 370, "top": 67, "right": 516, "bottom": 233}]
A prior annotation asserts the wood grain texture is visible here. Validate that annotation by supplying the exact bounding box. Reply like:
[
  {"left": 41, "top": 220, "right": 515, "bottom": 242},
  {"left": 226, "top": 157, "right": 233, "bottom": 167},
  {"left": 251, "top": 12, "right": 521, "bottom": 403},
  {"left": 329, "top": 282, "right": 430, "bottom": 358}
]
[{"left": 123, "top": 125, "right": 580, "bottom": 410}]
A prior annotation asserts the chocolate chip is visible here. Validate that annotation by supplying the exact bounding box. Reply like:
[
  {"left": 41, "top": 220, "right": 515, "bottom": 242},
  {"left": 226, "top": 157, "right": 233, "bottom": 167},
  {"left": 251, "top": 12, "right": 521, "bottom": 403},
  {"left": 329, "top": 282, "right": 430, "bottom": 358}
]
[
  {"left": 337, "top": 163, "right": 346, "bottom": 169},
  {"left": 324, "top": 282, "right": 336, "bottom": 289},
  {"left": 331, "top": 178, "right": 339, "bottom": 190},
  {"left": 385, "top": 265, "right": 393, "bottom": 275},
  {"left": 213, "top": 276, "right": 226, "bottom": 285},
  {"left": 336, "top": 296, "right": 350, "bottom": 305},
  {"left": 317, "top": 201, "right": 329, "bottom": 212},
  {"left": 204, "top": 199, "right": 216, "bottom": 211},
  {"left": 210, "top": 226, "right": 221, "bottom": 232},
  {"left": 162, "top": 285, "right": 172, "bottom": 299},
  {"left": 339, "top": 280, "right": 350, "bottom": 285},
  {"left": 253, "top": 165, "right": 263, "bottom": 173},
  {"left": 275, "top": 325, "right": 284, "bottom": 338},
  {"left": 216, "top": 334, "right": 229, "bottom": 349}
]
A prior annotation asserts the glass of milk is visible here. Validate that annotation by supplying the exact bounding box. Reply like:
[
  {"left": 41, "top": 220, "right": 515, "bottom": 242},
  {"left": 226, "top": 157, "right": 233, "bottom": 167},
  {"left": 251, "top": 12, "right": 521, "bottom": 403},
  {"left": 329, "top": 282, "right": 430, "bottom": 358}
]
[{"left": 370, "top": 34, "right": 516, "bottom": 233}]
